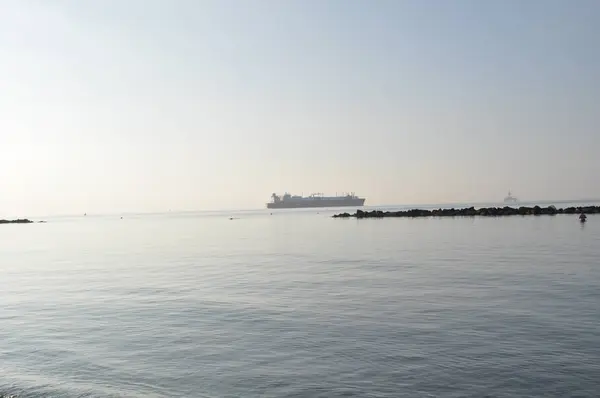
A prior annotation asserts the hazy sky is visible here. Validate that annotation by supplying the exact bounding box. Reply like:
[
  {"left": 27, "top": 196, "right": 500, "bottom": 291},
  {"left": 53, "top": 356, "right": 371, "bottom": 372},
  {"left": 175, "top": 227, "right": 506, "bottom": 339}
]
[{"left": 1, "top": 0, "right": 599, "bottom": 216}]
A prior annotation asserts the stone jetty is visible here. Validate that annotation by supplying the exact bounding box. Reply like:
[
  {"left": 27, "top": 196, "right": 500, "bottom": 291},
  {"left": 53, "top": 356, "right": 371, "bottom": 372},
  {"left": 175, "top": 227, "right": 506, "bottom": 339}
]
[
  {"left": 333, "top": 205, "right": 600, "bottom": 219},
  {"left": 0, "top": 219, "right": 35, "bottom": 224}
]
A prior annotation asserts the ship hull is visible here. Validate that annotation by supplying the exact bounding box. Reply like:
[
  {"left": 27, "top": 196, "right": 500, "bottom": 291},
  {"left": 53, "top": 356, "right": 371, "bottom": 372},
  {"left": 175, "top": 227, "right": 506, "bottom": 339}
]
[{"left": 267, "top": 198, "right": 365, "bottom": 209}]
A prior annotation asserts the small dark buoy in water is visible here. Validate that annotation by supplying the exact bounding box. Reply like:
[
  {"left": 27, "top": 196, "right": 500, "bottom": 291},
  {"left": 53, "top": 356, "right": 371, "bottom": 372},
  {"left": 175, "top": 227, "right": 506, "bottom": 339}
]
[{"left": 579, "top": 213, "right": 587, "bottom": 222}]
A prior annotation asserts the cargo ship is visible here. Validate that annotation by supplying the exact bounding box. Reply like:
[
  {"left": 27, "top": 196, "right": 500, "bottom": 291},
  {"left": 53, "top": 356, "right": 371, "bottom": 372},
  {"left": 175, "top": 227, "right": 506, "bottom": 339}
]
[{"left": 267, "top": 192, "right": 366, "bottom": 209}]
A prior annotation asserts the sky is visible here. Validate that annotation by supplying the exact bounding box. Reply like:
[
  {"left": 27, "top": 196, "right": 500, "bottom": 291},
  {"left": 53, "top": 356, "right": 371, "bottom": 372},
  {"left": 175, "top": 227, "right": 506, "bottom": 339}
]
[{"left": 1, "top": 0, "right": 599, "bottom": 216}]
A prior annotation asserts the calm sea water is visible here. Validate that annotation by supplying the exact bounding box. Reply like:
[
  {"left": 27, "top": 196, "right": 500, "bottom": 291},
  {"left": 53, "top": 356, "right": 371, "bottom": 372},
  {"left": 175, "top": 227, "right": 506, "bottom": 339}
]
[{"left": 1, "top": 205, "right": 599, "bottom": 397}]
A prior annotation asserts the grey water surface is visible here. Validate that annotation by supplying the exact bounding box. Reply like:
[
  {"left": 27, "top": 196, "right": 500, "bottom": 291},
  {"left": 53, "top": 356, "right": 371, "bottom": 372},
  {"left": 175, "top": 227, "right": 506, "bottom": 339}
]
[{"left": 1, "top": 207, "right": 599, "bottom": 397}]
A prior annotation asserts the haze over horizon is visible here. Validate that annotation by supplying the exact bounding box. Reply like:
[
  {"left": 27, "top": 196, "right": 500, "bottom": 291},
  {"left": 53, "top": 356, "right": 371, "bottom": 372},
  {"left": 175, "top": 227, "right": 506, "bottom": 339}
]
[{"left": 1, "top": 0, "right": 599, "bottom": 217}]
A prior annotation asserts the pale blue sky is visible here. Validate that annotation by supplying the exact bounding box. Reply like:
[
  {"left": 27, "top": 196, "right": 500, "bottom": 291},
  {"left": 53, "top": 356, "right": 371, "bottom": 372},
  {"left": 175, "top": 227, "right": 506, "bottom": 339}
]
[{"left": 1, "top": 0, "right": 599, "bottom": 216}]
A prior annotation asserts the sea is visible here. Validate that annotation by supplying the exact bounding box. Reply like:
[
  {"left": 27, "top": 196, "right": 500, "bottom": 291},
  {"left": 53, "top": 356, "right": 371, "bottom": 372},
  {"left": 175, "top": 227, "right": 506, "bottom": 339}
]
[{"left": 1, "top": 202, "right": 599, "bottom": 397}]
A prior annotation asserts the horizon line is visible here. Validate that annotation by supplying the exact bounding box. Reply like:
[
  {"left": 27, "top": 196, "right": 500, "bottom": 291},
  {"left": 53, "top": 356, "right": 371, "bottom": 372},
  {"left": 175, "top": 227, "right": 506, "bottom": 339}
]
[{"left": 14, "top": 197, "right": 600, "bottom": 220}]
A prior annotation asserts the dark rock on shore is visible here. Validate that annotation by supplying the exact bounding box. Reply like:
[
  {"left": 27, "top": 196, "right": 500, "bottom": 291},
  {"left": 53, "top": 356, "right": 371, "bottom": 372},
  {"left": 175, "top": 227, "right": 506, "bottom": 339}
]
[
  {"left": 0, "top": 219, "right": 35, "bottom": 224},
  {"left": 333, "top": 205, "right": 600, "bottom": 219}
]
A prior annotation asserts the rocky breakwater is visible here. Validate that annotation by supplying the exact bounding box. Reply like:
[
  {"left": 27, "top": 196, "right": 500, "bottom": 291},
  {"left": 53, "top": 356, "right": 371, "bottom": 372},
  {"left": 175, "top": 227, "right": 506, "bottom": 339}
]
[
  {"left": 0, "top": 219, "right": 40, "bottom": 224},
  {"left": 333, "top": 205, "right": 600, "bottom": 219}
]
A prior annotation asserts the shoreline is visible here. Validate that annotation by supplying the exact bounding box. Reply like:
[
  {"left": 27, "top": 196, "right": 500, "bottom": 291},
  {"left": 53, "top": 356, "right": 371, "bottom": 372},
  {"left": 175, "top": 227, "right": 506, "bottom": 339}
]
[{"left": 333, "top": 205, "right": 599, "bottom": 219}]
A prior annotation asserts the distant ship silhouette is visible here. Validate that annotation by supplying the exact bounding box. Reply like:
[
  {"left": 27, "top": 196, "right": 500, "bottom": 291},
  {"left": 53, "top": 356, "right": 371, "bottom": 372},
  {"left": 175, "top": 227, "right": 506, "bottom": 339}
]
[{"left": 504, "top": 190, "right": 518, "bottom": 203}]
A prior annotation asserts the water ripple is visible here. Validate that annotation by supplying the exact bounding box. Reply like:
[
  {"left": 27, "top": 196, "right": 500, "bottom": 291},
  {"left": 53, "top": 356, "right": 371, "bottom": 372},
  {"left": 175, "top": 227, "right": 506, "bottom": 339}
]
[{"left": 0, "top": 213, "right": 599, "bottom": 397}]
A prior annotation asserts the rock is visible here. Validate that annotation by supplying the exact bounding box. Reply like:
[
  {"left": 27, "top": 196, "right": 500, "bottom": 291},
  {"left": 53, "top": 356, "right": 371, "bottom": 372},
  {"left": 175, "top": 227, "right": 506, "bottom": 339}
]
[
  {"left": 334, "top": 212, "right": 351, "bottom": 218},
  {"left": 332, "top": 205, "right": 600, "bottom": 219},
  {"left": 0, "top": 219, "right": 34, "bottom": 224}
]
